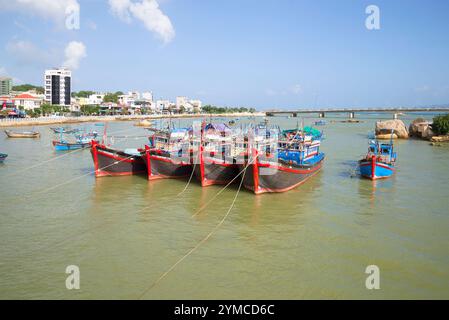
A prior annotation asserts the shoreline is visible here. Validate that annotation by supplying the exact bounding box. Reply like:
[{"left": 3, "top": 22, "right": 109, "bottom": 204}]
[{"left": 0, "top": 112, "right": 266, "bottom": 127}]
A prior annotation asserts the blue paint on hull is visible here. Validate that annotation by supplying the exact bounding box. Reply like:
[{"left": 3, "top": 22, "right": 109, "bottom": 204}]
[
  {"left": 54, "top": 143, "right": 90, "bottom": 151},
  {"left": 359, "top": 160, "right": 394, "bottom": 180}
]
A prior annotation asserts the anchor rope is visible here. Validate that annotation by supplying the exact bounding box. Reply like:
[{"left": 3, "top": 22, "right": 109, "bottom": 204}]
[{"left": 138, "top": 159, "right": 249, "bottom": 299}]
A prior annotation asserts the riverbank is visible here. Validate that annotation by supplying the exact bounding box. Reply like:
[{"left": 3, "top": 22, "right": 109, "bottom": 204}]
[{"left": 0, "top": 112, "right": 266, "bottom": 127}]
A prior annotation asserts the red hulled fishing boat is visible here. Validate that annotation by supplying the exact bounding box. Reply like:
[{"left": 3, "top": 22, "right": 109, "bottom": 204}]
[
  {"left": 194, "top": 123, "right": 239, "bottom": 187},
  {"left": 239, "top": 127, "right": 325, "bottom": 195},
  {"left": 143, "top": 128, "right": 193, "bottom": 180},
  {"left": 91, "top": 140, "right": 146, "bottom": 177}
]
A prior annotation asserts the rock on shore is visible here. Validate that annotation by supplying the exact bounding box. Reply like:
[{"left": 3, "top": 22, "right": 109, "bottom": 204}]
[
  {"left": 375, "top": 119, "right": 409, "bottom": 139},
  {"left": 409, "top": 118, "right": 434, "bottom": 139}
]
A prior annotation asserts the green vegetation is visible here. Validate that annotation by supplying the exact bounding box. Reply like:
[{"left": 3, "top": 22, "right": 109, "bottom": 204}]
[
  {"left": 432, "top": 114, "right": 449, "bottom": 135},
  {"left": 12, "top": 84, "right": 44, "bottom": 94},
  {"left": 26, "top": 104, "right": 71, "bottom": 118},
  {"left": 80, "top": 105, "right": 100, "bottom": 115},
  {"left": 202, "top": 105, "right": 256, "bottom": 114},
  {"left": 72, "top": 91, "right": 96, "bottom": 98},
  {"left": 103, "top": 91, "right": 124, "bottom": 103}
]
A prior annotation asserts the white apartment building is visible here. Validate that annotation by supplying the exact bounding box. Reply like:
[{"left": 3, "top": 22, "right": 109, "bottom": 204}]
[
  {"left": 175, "top": 96, "right": 202, "bottom": 113},
  {"left": 156, "top": 100, "right": 171, "bottom": 113},
  {"left": 176, "top": 96, "right": 187, "bottom": 110},
  {"left": 141, "top": 91, "right": 153, "bottom": 102},
  {"left": 88, "top": 93, "right": 105, "bottom": 105},
  {"left": 44, "top": 68, "right": 71, "bottom": 106}
]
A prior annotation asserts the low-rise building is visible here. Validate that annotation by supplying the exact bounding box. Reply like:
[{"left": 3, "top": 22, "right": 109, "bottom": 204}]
[
  {"left": 13, "top": 93, "right": 44, "bottom": 110},
  {"left": 87, "top": 93, "right": 105, "bottom": 105}
]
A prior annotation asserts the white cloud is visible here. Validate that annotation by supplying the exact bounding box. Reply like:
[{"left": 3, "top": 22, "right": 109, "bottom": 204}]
[
  {"left": 109, "top": 0, "right": 175, "bottom": 43},
  {"left": 63, "top": 41, "right": 87, "bottom": 70},
  {"left": 0, "top": 0, "right": 80, "bottom": 27},
  {"left": 0, "top": 66, "right": 23, "bottom": 84},
  {"left": 6, "top": 40, "right": 53, "bottom": 65}
]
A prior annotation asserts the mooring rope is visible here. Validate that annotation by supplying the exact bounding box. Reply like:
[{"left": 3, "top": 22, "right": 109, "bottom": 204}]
[
  {"left": 176, "top": 149, "right": 200, "bottom": 196},
  {"left": 191, "top": 156, "right": 255, "bottom": 218},
  {"left": 3, "top": 147, "right": 87, "bottom": 177},
  {"left": 138, "top": 162, "right": 248, "bottom": 299}
]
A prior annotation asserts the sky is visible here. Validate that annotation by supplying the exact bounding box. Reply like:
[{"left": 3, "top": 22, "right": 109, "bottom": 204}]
[{"left": 1, "top": 0, "right": 449, "bottom": 110}]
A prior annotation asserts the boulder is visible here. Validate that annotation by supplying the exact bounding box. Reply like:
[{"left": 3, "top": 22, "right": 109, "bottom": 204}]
[
  {"left": 409, "top": 118, "right": 433, "bottom": 139},
  {"left": 375, "top": 119, "right": 409, "bottom": 139},
  {"left": 431, "top": 135, "right": 449, "bottom": 143},
  {"left": 134, "top": 119, "right": 153, "bottom": 127},
  {"left": 376, "top": 133, "right": 398, "bottom": 140}
]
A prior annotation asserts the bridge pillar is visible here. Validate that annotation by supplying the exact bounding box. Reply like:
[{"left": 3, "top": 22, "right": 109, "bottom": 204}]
[
  {"left": 349, "top": 112, "right": 355, "bottom": 119},
  {"left": 393, "top": 113, "right": 398, "bottom": 120},
  {"left": 292, "top": 112, "right": 297, "bottom": 117},
  {"left": 318, "top": 112, "right": 325, "bottom": 118}
]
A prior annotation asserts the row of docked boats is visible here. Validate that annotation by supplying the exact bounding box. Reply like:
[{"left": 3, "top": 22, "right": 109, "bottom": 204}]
[{"left": 90, "top": 121, "right": 326, "bottom": 194}]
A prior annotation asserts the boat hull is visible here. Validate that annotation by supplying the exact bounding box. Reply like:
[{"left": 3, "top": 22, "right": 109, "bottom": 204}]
[
  {"left": 91, "top": 142, "right": 146, "bottom": 177},
  {"left": 53, "top": 141, "right": 90, "bottom": 151},
  {"left": 194, "top": 156, "right": 239, "bottom": 187},
  {"left": 359, "top": 157, "right": 394, "bottom": 180},
  {"left": 4, "top": 130, "right": 40, "bottom": 138},
  {"left": 143, "top": 147, "right": 193, "bottom": 180},
  {"left": 240, "top": 153, "right": 324, "bottom": 195}
]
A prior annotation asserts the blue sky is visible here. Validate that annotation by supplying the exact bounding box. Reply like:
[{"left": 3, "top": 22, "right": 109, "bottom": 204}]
[{"left": 1, "top": 0, "right": 449, "bottom": 109}]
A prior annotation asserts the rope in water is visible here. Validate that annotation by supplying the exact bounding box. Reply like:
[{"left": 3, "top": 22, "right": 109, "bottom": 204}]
[{"left": 138, "top": 159, "right": 250, "bottom": 299}]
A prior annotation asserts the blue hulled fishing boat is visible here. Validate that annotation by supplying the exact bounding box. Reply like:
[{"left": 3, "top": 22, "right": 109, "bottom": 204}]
[
  {"left": 52, "top": 132, "right": 91, "bottom": 151},
  {"left": 359, "top": 138, "right": 397, "bottom": 180},
  {"left": 0, "top": 153, "right": 7, "bottom": 163}
]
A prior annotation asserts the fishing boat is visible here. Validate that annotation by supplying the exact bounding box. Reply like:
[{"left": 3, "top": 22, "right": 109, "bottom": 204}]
[
  {"left": 4, "top": 130, "right": 40, "bottom": 138},
  {"left": 50, "top": 127, "right": 79, "bottom": 134},
  {"left": 314, "top": 120, "right": 326, "bottom": 126},
  {"left": 194, "top": 123, "right": 240, "bottom": 187},
  {"left": 0, "top": 153, "right": 7, "bottom": 163},
  {"left": 239, "top": 127, "right": 325, "bottom": 194},
  {"left": 52, "top": 139, "right": 91, "bottom": 151},
  {"left": 74, "top": 131, "right": 98, "bottom": 141},
  {"left": 143, "top": 128, "right": 193, "bottom": 180},
  {"left": 52, "top": 130, "right": 91, "bottom": 151},
  {"left": 359, "top": 138, "right": 396, "bottom": 180},
  {"left": 91, "top": 140, "right": 146, "bottom": 177}
]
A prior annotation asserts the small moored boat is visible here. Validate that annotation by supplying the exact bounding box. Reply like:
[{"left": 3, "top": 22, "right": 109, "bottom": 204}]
[
  {"left": 4, "top": 130, "right": 40, "bottom": 138},
  {"left": 50, "top": 127, "right": 79, "bottom": 134},
  {"left": 52, "top": 140, "right": 91, "bottom": 151},
  {"left": 359, "top": 138, "right": 397, "bottom": 180},
  {"left": 0, "top": 153, "right": 8, "bottom": 163}
]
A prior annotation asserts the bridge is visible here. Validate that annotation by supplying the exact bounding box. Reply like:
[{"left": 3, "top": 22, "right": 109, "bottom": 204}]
[{"left": 266, "top": 107, "right": 449, "bottom": 119}]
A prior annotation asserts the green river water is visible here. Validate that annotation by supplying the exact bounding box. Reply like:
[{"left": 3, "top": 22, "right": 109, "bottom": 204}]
[{"left": 0, "top": 113, "right": 448, "bottom": 299}]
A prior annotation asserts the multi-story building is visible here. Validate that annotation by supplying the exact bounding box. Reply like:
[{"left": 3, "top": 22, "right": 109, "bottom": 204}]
[
  {"left": 44, "top": 68, "right": 71, "bottom": 106},
  {"left": 0, "top": 77, "right": 12, "bottom": 96}
]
